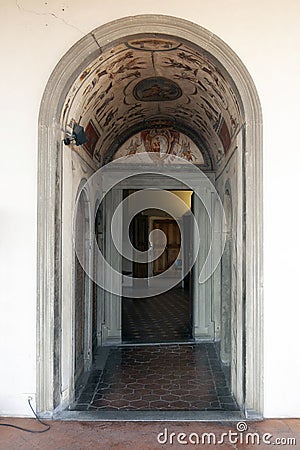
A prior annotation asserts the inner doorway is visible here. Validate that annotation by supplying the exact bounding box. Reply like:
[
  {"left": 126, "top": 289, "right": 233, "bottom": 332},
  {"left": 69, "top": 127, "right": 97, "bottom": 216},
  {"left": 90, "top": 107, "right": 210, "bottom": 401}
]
[
  {"left": 151, "top": 218, "right": 180, "bottom": 276},
  {"left": 121, "top": 189, "right": 193, "bottom": 344}
]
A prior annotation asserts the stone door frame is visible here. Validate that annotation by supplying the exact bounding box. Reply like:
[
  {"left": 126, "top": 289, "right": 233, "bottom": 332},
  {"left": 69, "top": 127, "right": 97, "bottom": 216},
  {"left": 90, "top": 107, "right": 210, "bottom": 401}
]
[{"left": 37, "top": 15, "right": 263, "bottom": 418}]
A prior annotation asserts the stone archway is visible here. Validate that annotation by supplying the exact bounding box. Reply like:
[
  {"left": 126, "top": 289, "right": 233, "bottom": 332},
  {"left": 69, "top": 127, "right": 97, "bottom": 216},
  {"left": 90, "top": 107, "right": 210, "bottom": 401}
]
[{"left": 37, "top": 15, "right": 263, "bottom": 419}]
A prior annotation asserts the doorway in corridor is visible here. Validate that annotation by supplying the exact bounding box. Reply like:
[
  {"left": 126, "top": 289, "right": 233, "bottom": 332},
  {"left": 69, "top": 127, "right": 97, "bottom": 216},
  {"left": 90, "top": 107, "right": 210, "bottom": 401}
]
[
  {"left": 122, "top": 190, "right": 193, "bottom": 344},
  {"left": 37, "top": 15, "right": 263, "bottom": 419}
]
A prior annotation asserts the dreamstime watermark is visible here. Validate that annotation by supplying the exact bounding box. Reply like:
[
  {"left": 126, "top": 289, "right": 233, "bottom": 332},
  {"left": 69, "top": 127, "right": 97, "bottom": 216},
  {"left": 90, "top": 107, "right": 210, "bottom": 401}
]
[
  {"left": 157, "top": 422, "right": 297, "bottom": 446},
  {"left": 73, "top": 152, "right": 226, "bottom": 297}
]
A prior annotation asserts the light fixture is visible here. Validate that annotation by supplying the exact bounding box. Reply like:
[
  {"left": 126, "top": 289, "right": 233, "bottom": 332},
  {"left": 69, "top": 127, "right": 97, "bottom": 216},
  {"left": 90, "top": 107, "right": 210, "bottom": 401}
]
[{"left": 63, "top": 123, "right": 88, "bottom": 146}]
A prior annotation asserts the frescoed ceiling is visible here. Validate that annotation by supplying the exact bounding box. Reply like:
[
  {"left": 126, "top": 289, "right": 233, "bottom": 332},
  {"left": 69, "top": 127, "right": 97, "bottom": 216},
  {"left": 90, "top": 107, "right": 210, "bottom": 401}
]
[{"left": 62, "top": 35, "right": 242, "bottom": 169}]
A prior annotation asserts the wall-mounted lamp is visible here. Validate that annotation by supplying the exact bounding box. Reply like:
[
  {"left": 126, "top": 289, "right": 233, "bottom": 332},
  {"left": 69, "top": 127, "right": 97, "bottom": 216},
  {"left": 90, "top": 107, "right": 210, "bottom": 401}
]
[{"left": 63, "top": 123, "right": 88, "bottom": 146}]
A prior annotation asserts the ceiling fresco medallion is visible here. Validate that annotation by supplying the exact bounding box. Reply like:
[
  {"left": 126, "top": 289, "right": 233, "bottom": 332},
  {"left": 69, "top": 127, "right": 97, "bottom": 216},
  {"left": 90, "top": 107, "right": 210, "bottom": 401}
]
[{"left": 133, "top": 77, "right": 182, "bottom": 102}]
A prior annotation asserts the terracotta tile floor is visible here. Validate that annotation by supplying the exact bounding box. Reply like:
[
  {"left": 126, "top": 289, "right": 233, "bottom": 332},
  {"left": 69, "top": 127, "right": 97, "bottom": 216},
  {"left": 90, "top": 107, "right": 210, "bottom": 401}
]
[
  {"left": 122, "top": 287, "right": 192, "bottom": 343},
  {"left": 1, "top": 419, "right": 299, "bottom": 449},
  {"left": 73, "top": 343, "right": 238, "bottom": 412}
]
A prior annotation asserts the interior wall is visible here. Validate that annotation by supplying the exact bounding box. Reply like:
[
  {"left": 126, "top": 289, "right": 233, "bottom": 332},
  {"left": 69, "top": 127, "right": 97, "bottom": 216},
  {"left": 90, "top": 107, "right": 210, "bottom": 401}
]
[
  {"left": 74, "top": 191, "right": 86, "bottom": 384},
  {"left": 0, "top": 0, "right": 300, "bottom": 417},
  {"left": 61, "top": 147, "right": 94, "bottom": 407},
  {"left": 215, "top": 140, "right": 243, "bottom": 407}
]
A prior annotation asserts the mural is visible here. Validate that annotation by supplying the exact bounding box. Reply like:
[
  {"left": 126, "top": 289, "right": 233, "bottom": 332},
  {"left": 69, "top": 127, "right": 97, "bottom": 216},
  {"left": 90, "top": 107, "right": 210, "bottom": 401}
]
[
  {"left": 83, "top": 120, "right": 100, "bottom": 158},
  {"left": 62, "top": 36, "right": 242, "bottom": 167},
  {"left": 133, "top": 77, "right": 182, "bottom": 102},
  {"left": 112, "top": 129, "right": 205, "bottom": 165},
  {"left": 217, "top": 120, "right": 231, "bottom": 153}
]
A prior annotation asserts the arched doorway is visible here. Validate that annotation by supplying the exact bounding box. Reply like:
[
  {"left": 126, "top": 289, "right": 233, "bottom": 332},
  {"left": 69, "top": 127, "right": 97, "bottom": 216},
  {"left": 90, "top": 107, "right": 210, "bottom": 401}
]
[
  {"left": 74, "top": 186, "right": 93, "bottom": 383},
  {"left": 37, "top": 15, "right": 263, "bottom": 419}
]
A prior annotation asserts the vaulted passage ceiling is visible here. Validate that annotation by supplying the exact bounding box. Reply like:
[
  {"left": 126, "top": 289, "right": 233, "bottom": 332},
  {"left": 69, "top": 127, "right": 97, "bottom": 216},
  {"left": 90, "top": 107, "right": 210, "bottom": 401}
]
[{"left": 62, "top": 35, "right": 243, "bottom": 170}]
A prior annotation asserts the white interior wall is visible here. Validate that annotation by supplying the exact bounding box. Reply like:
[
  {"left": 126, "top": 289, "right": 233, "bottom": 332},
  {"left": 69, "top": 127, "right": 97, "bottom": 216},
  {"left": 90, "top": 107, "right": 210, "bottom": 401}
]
[{"left": 0, "top": 0, "right": 299, "bottom": 417}]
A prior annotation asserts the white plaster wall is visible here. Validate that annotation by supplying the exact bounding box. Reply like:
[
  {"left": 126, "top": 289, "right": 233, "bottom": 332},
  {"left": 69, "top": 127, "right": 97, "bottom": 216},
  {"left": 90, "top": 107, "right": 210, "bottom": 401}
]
[{"left": 0, "top": 0, "right": 299, "bottom": 417}]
